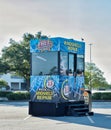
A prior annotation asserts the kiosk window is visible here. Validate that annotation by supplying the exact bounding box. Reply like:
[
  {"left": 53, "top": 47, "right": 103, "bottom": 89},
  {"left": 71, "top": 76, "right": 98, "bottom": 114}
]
[
  {"left": 77, "top": 55, "right": 84, "bottom": 73},
  {"left": 60, "top": 52, "right": 68, "bottom": 75},
  {"left": 68, "top": 53, "right": 77, "bottom": 76},
  {"left": 69, "top": 54, "right": 74, "bottom": 75},
  {"left": 32, "top": 52, "right": 58, "bottom": 75}
]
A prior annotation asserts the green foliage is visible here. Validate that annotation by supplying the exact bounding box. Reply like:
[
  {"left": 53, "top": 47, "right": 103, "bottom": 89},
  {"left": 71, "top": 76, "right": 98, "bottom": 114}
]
[
  {"left": 92, "top": 92, "right": 111, "bottom": 100},
  {"left": 1, "top": 34, "right": 32, "bottom": 90},
  {"left": 1, "top": 32, "right": 48, "bottom": 90},
  {"left": 0, "top": 91, "right": 30, "bottom": 100},
  {"left": 0, "top": 79, "right": 8, "bottom": 86},
  {"left": 0, "top": 79, "right": 10, "bottom": 90},
  {"left": 100, "top": 93, "right": 111, "bottom": 100},
  {"left": 6, "top": 92, "right": 30, "bottom": 100},
  {"left": 0, "top": 58, "right": 10, "bottom": 73},
  {"left": 0, "top": 91, "right": 12, "bottom": 97},
  {"left": 85, "top": 62, "right": 109, "bottom": 89},
  {"left": 2, "top": 37, "right": 30, "bottom": 80},
  {"left": 92, "top": 92, "right": 101, "bottom": 100}
]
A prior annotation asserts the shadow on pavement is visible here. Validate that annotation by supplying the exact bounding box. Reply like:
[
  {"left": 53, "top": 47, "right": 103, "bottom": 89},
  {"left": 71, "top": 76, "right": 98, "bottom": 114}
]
[
  {"left": 0, "top": 101, "right": 111, "bottom": 129},
  {"left": 40, "top": 112, "right": 111, "bottom": 129}
]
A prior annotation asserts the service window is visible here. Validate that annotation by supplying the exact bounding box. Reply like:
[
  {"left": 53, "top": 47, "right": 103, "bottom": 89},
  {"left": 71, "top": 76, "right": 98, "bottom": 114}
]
[
  {"left": 77, "top": 55, "right": 84, "bottom": 74},
  {"left": 32, "top": 52, "right": 58, "bottom": 75},
  {"left": 68, "top": 53, "right": 74, "bottom": 75},
  {"left": 68, "top": 53, "right": 77, "bottom": 76},
  {"left": 60, "top": 52, "right": 68, "bottom": 75}
]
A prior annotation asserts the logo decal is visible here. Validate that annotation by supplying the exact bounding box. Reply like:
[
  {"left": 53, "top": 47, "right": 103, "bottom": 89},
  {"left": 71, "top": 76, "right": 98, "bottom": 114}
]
[{"left": 37, "top": 40, "right": 53, "bottom": 51}]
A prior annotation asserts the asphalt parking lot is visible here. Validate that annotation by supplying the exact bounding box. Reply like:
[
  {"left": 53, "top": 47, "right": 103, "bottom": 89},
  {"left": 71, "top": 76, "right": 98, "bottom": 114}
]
[{"left": 0, "top": 101, "right": 111, "bottom": 130}]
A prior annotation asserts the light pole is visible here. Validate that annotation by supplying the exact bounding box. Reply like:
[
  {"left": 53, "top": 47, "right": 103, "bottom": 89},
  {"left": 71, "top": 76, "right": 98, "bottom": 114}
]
[
  {"left": 88, "top": 43, "right": 93, "bottom": 112},
  {"left": 89, "top": 43, "right": 92, "bottom": 91}
]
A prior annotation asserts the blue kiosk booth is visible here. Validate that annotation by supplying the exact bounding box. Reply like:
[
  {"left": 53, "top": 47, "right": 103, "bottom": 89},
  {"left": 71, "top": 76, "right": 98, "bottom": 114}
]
[{"left": 29, "top": 37, "right": 92, "bottom": 116}]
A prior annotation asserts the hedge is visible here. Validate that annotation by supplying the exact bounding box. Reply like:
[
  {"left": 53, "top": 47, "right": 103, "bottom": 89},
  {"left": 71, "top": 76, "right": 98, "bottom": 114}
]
[
  {"left": 92, "top": 92, "right": 111, "bottom": 100},
  {"left": 0, "top": 91, "right": 12, "bottom": 97},
  {"left": 0, "top": 91, "right": 30, "bottom": 100}
]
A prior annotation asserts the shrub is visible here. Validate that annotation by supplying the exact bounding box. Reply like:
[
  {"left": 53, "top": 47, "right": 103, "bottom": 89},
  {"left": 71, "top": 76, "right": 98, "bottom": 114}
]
[
  {"left": 101, "top": 93, "right": 111, "bottom": 100},
  {"left": 92, "top": 92, "right": 111, "bottom": 100},
  {"left": 6, "top": 92, "right": 30, "bottom": 100},
  {"left": 92, "top": 92, "right": 101, "bottom": 100},
  {"left": 0, "top": 91, "right": 12, "bottom": 97},
  {"left": 0, "top": 79, "right": 8, "bottom": 86},
  {"left": 0, "top": 91, "right": 30, "bottom": 100},
  {"left": 0, "top": 79, "right": 10, "bottom": 90}
]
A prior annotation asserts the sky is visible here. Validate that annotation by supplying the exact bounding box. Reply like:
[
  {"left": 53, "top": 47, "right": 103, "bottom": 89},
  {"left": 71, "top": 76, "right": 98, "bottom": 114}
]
[{"left": 0, "top": 0, "right": 111, "bottom": 83}]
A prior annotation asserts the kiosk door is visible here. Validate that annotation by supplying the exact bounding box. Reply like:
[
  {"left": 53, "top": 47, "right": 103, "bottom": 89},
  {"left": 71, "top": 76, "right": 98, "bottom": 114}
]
[{"left": 68, "top": 53, "right": 76, "bottom": 76}]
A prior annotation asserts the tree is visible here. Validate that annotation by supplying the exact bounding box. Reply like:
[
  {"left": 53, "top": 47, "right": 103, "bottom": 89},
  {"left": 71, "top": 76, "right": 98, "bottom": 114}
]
[
  {"left": 85, "top": 62, "right": 109, "bottom": 89},
  {"left": 0, "top": 58, "right": 10, "bottom": 73},
  {"left": 1, "top": 32, "right": 48, "bottom": 90},
  {"left": 0, "top": 79, "right": 9, "bottom": 90},
  {"left": 1, "top": 33, "right": 34, "bottom": 90}
]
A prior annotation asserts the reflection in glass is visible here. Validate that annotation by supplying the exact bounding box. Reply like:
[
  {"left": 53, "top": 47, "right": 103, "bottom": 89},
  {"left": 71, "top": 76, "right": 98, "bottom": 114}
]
[
  {"left": 32, "top": 52, "right": 58, "bottom": 75},
  {"left": 68, "top": 54, "right": 75, "bottom": 76},
  {"left": 60, "top": 52, "right": 68, "bottom": 75},
  {"left": 77, "top": 55, "right": 84, "bottom": 75}
]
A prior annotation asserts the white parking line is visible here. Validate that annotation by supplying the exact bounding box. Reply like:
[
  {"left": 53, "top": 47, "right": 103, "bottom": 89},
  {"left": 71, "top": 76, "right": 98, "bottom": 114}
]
[
  {"left": 87, "top": 116, "right": 95, "bottom": 124},
  {"left": 24, "top": 115, "right": 31, "bottom": 121}
]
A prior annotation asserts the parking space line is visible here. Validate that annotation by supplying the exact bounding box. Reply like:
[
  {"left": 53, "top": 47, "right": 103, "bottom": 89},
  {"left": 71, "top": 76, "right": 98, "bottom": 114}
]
[
  {"left": 24, "top": 115, "right": 31, "bottom": 121},
  {"left": 87, "top": 116, "right": 95, "bottom": 124}
]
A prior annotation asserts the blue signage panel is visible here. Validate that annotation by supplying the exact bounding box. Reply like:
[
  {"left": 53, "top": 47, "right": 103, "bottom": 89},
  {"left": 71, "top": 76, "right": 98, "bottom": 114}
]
[
  {"left": 30, "top": 75, "right": 85, "bottom": 102},
  {"left": 60, "top": 38, "right": 85, "bottom": 55},
  {"left": 30, "top": 37, "right": 85, "bottom": 54},
  {"left": 30, "top": 75, "right": 60, "bottom": 102}
]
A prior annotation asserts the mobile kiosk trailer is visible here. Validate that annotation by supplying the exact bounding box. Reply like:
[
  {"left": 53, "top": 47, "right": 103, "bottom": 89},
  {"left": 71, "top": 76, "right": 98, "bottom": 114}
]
[{"left": 29, "top": 37, "right": 93, "bottom": 116}]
